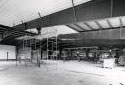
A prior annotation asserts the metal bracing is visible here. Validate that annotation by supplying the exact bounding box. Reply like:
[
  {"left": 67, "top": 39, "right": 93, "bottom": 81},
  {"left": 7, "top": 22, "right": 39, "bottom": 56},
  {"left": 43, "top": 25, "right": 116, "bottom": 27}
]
[
  {"left": 84, "top": 22, "right": 94, "bottom": 30},
  {"left": 74, "top": 24, "right": 86, "bottom": 31},
  {"left": 66, "top": 25, "right": 80, "bottom": 32},
  {"left": 94, "top": 21, "right": 103, "bottom": 38},
  {"left": 95, "top": 21, "right": 103, "bottom": 29},
  {"left": 106, "top": 19, "right": 113, "bottom": 28}
]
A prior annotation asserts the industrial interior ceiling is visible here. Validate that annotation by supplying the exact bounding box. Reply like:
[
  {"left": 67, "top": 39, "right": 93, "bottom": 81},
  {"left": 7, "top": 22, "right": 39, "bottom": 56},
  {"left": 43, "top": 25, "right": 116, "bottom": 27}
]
[
  {"left": 26, "top": 25, "right": 78, "bottom": 35},
  {"left": 66, "top": 16, "right": 125, "bottom": 32},
  {"left": 1, "top": 16, "right": 125, "bottom": 43},
  {"left": 0, "top": 0, "right": 125, "bottom": 48},
  {"left": 0, "top": 0, "right": 91, "bottom": 26},
  {"left": 22, "top": 16, "right": 125, "bottom": 40},
  {"left": 0, "top": 0, "right": 122, "bottom": 37},
  {"left": 16, "top": 25, "right": 78, "bottom": 40}
]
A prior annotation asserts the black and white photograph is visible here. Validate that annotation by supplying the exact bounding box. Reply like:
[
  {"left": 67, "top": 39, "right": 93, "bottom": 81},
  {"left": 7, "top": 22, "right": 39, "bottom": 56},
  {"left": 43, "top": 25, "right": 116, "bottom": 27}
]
[{"left": 0, "top": 0, "right": 125, "bottom": 85}]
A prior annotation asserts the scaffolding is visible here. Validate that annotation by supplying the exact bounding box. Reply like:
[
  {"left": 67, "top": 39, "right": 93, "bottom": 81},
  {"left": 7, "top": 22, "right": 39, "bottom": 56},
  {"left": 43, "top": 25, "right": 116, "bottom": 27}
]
[
  {"left": 16, "top": 35, "right": 41, "bottom": 67},
  {"left": 46, "top": 28, "right": 58, "bottom": 70},
  {"left": 15, "top": 28, "right": 58, "bottom": 69},
  {"left": 34, "top": 28, "right": 58, "bottom": 70},
  {"left": 46, "top": 29, "right": 58, "bottom": 60},
  {"left": 15, "top": 27, "right": 58, "bottom": 69}
]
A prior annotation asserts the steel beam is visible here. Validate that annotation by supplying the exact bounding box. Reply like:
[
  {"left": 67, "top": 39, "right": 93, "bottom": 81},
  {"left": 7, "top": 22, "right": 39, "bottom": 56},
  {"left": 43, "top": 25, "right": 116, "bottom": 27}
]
[
  {"left": 66, "top": 25, "right": 81, "bottom": 32},
  {"left": 74, "top": 24, "right": 86, "bottom": 31},
  {"left": 106, "top": 19, "right": 113, "bottom": 28},
  {"left": 13, "top": 0, "right": 112, "bottom": 30},
  {"left": 84, "top": 22, "right": 94, "bottom": 30},
  {"left": 59, "top": 27, "right": 125, "bottom": 40},
  {"left": 95, "top": 21, "right": 103, "bottom": 29}
]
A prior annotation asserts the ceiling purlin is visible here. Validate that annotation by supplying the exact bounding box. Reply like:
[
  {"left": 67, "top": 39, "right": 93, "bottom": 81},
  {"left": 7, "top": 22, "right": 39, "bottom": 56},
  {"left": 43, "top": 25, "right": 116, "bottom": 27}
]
[
  {"left": 3, "top": 31, "right": 36, "bottom": 40},
  {"left": 2, "top": 32, "right": 28, "bottom": 41},
  {"left": 94, "top": 21, "right": 103, "bottom": 29},
  {"left": 84, "top": 22, "right": 94, "bottom": 30},
  {"left": 106, "top": 19, "right": 113, "bottom": 28},
  {"left": 74, "top": 24, "right": 86, "bottom": 31},
  {"left": 66, "top": 25, "right": 80, "bottom": 32},
  {"left": 119, "top": 18, "right": 123, "bottom": 27}
]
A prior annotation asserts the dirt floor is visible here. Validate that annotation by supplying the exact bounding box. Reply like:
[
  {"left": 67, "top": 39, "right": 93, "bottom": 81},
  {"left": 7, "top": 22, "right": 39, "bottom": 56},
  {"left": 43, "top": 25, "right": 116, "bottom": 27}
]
[{"left": 0, "top": 60, "right": 125, "bottom": 85}]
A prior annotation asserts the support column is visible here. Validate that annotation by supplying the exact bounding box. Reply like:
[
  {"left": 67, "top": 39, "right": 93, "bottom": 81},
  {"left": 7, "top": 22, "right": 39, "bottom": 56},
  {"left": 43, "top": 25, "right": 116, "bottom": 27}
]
[{"left": 37, "top": 27, "right": 41, "bottom": 34}]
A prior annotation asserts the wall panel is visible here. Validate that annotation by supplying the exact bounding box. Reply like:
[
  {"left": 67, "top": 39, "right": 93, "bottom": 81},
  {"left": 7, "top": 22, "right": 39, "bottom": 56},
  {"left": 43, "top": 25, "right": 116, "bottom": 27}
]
[{"left": 0, "top": 45, "right": 16, "bottom": 60}]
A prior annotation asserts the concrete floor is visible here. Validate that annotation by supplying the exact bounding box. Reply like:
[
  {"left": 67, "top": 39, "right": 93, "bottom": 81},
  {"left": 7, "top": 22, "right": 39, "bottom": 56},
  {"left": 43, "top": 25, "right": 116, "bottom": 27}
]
[{"left": 0, "top": 60, "right": 125, "bottom": 85}]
